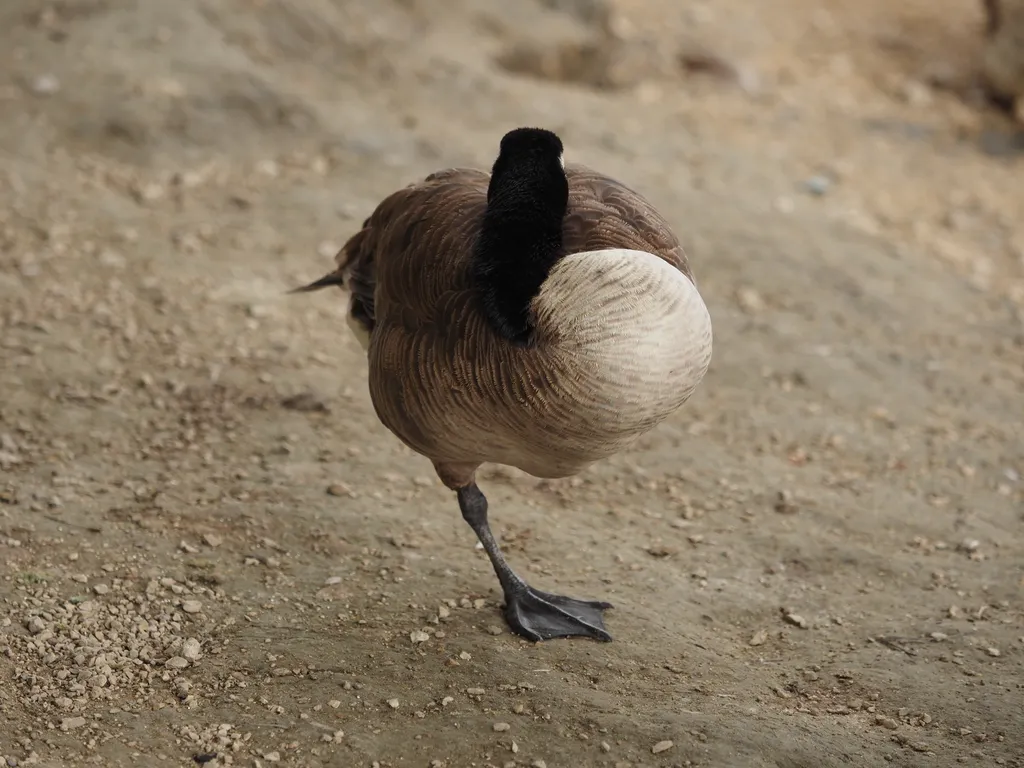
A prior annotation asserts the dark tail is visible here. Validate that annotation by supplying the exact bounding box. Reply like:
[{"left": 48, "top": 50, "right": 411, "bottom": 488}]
[{"left": 287, "top": 271, "right": 345, "bottom": 295}]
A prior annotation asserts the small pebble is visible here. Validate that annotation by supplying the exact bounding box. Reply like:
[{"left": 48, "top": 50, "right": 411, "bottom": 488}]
[
  {"left": 410, "top": 630, "right": 430, "bottom": 643},
  {"left": 165, "top": 656, "right": 188, "bottom": 669},
  {"left": 782, "top": 610, "right": 808, "bottom": 629},
  {"left": 493, "top": 722, "right": 511, "bottom": 732},
  {"left": 749, "top": 629, "right": 769, "bottom": 646},
  {"left": 93, "top": 584, "right": 109, "bottom": 595},
  {"left": 26, "top": 617, "right": 46, "bottom": 635},
  {"left": 30, "top": 74, "right": 60, "bottom": 95},
  {"left": 387, "top": 698, "right": 400, "bottom": 709},
  {"left": 202, "top": 534, "right": 222, "bottom": 548},
  {"left": 325, "top": 576, "right": 343, "bottom": 586},
  {"left": 181, "top": 638, "right": 202, "bottom": 661},
  {"left": 774, "top": 490, "right": 798, "bottom": 514},
  {"left": 875, "top": 715, "right": 899, "bottom": 730},
  {"left": 652, "top": 740, "right": 674, "bottom": 754},
  {"left": 986, "top": 647, "right": 1000, "bottom": 657},
  {"left": 60, "top": 716, "right": 87, "bottom": 731},
  {"left": 181, "top": 600, "right": 202, "bottom": 614},
  {"left": 804, "top": 175, "right": 831, "bottom": 195}
]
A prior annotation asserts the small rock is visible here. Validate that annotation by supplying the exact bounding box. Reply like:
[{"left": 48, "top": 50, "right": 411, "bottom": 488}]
[
  {"left": 92, "top": 584, "right": 109, "bottom": 595},
  {"left": 774, "top": 490, "right": 798, "bottom": 514},
  {"left": 98, "top": 249, "right": 125, "bottom": 269},
  {"left": 165, "top": 656, "right": 189, "bottom": 669},
  {"left": 387, "top": 698, "right": 400, "bottom": 709},
  {"left": 986, "top": 647, "right": 1001, "bottom": 657},
  {"left": 328, "top": 700, "right": 341, "bottom": 709},
  {"left": 804, "top": 175, "right": 831, "bottom": 196},
  {"left": 324, "top": 576, "right": 343, "bottom": 586},
  {"left": 181, "top": 600, "right": 202, "bottom": 614},
  {"left": 26, "top": 617, "right": 46, "bottom": 635},
  {"left": 202, "top": 533, "right": 222, "bottom": 548},
  {"left": 749, "top": 629, "right": 769, "bottom": 646},
  {"left": 486, "top": 625, "right": 503, "bottom": 636},
  {"left": 875, "top": 715, "right": 899, "bottom": 730},
  {"left": 600, "top": 741, "right": 611, "bottom": 752},
  {"left": 902, "top": 79, "right": 932, "bottom": 107},
  {"left": 60, "top": 717, "right": 87, "bottom": 731},
  {"left": 782, "top": 609, "right": 808, "bottom": 629},
  {"left": 493, "top": 722, "right": 511, "bottom": 732},
  {"left": 652, "top": 740, "right": 674, "bottom": 754},
  {"left": 181, "top": 638, "right": 202, "bottom": 661},
  {"left": 735, "top": 286, "right": 764, "bottom": 313},
  {"left": 30, "top": 74, "right": 60, "bottom": 95},
  {"left": 410, "top": 630, "right": 430, "bottom": 643},
  {"left": 466, "top": 687, "right": 485, "bottom": 696},
  {"left": 327, "top": 483, "right": 353, "bottom": 497}
]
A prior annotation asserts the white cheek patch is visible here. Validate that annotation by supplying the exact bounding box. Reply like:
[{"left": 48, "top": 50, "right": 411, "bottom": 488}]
[{"left": 559, "top": 153, "right": 565, "bottom": 169}]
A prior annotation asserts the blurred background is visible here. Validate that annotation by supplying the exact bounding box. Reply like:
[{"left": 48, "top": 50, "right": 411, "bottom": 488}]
[{"left": 0, "top": 1, "right": 1021, "bottom": 767}]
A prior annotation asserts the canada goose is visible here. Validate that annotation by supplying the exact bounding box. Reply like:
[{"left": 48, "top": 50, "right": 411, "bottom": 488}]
[
  {"left": 293, "top": 127, "right": 712, "bottom": 642},
  {"left": 980, "top": 0, "right": 1024, "bottom": 117}
]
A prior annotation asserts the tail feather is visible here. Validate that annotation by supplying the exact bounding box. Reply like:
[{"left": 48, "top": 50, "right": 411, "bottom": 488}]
[{"left": 288, "top": 271, "right": 345, "bottom": 294}]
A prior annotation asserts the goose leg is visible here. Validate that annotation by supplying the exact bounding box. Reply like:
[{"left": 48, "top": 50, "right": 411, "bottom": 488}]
[{"left": 456, "top": 483, "right": 613, "bottom": 642}]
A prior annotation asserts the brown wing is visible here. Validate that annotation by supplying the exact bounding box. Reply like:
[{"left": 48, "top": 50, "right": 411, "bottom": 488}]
[
  {"left": 564, "top": 164, "right": 693, "bottom": 282},
  {"left": 329, "top": 167, "right": 490, "bottom": 335}
]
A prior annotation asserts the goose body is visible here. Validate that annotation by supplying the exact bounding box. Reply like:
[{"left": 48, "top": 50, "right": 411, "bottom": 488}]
[{"left": 295, "top": 129, "right": 712, "bottom": 641}]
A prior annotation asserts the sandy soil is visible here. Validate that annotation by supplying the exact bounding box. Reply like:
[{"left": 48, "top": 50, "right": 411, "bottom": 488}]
[{"left": 1, "top": 1, "right": 1022, "bottom": 767}]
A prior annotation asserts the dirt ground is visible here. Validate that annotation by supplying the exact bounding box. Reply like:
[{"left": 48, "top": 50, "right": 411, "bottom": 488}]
[{"left": 1, "top": 1, "right": 1022, "bottom": 767}]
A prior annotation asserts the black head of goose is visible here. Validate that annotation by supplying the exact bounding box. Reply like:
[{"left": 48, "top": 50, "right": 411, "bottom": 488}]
[{"left": 293, "top": 127, "right": 712, "bottom": 642}]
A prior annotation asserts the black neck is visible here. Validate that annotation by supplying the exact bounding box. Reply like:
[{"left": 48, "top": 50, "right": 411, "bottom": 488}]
[{"left": 471, "top": 161, "right": 568, "bottom": 345}]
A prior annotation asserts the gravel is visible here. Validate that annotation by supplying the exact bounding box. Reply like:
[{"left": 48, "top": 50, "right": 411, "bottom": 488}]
[{"left": 0, "top": 575, "right": 218, "bottom": 717}]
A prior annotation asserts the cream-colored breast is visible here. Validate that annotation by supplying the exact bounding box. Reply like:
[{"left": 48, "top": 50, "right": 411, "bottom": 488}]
[
  {"left": 363, "top": 248, "right": 711, "bottom": 481},
  {"left": 530, "top": 248, "right": 713, "bottom": 451}
]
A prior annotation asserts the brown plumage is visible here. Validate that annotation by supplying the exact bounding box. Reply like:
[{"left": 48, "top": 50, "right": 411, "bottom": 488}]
[{"left": 294, "top": 128, "right": 712, "bottom": 642}]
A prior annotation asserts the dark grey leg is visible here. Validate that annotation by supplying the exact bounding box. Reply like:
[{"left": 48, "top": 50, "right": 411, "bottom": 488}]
[{"left": 457, "top": 483, "right": 612, "bottom": 642}]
